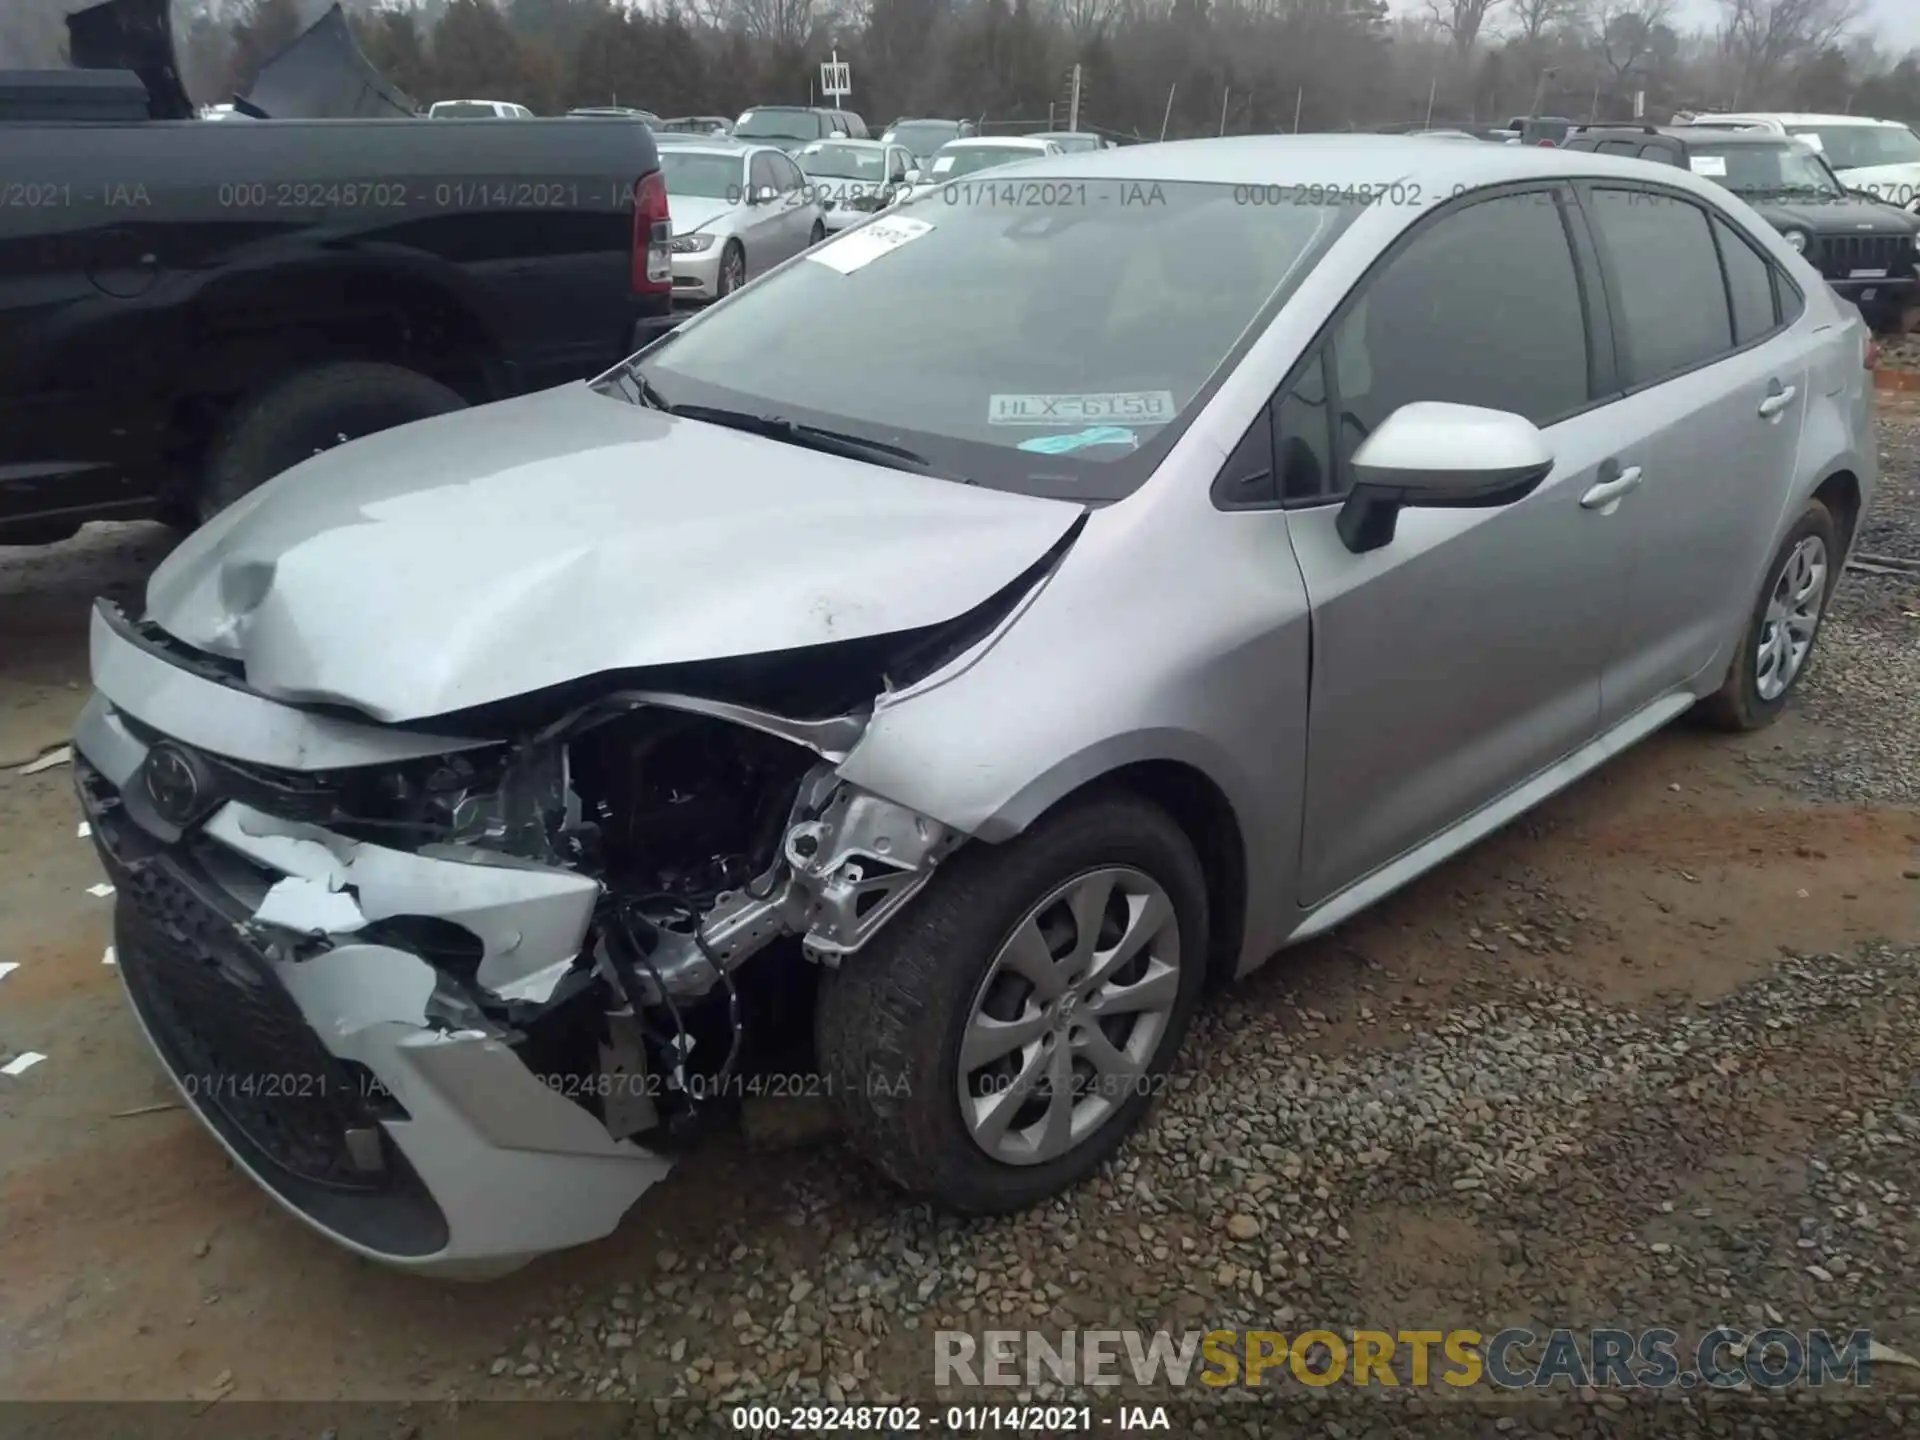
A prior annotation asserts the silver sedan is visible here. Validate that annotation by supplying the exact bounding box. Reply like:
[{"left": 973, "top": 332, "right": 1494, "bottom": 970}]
[
  {"left": 658, "top": 141, "right": 825, "bottom": 300},
  {"left": 75, "top": 136, "right": 1873, "bottom": 1275}
]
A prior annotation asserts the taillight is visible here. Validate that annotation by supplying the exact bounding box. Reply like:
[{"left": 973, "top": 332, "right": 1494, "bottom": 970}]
[
  {"left": 632, "top": 170, "right": 672, "bottom": 294},
  {"left": 1865, "top": 333, "right": 1880, "bottom": 370},
  {"left": 1536, "top": 139, "right": 1557, "bottom": 147}
]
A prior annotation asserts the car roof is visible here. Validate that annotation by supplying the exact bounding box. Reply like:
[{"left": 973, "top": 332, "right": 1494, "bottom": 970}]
[
  {"left": 1577, "top": 125, "right": 1797, "bottom": 147},
  {"left": 1034, "top": 130, "right": 1097, "bottom": 139},
  {"left": 933, "top": 132, "right": 1787, "bottom": 199},
  {"left": 658, "top": 141, "right": 749, "bottom": 156},
  {"left": 943, "top": 136, "right": 1056, "bottom": 150},
  {"left": 1685, "top": 111, "right": 1899, "bottom": 128},
  {"left": 803, "top": 137, "right": 886, "bottom": 149}
]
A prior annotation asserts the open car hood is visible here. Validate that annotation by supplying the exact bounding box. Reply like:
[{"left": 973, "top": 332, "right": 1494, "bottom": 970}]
[
  {"left": 144, "top": 383, "right": 1084, "bottom": 724},
  {"left": 235, "top": 3, "right": 419, "bottom": 119}
]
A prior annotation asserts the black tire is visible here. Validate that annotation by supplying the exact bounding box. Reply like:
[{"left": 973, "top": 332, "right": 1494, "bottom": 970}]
[
  {"left": 197, "top": 362, "right": 467, "bottom": 524},
  {"left": 808, "top": 219, "right": 826, "bottom": 246},
  {"left": 816, "top": 791, "right": 1208, "bottom": 1214},
  {"left": 716, "top": 241, "right": 746, "bottom": 297},
  {"left": 1697, "top": 499, "right": 1840, "bottom": 731}
]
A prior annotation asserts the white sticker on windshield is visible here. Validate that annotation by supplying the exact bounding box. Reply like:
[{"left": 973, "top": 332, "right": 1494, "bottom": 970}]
[
  {"left": 807, "top": 215, "right": 934, "bottom": 274},
  {"left": 1689, "top": 154, "right": 1728, "bottom": 177},
  {"left": 932, "top": 155, "right": 956, "bottom": 174},
  {"left": 989, "top": 392, "right": 1177, "bottom": 426}
]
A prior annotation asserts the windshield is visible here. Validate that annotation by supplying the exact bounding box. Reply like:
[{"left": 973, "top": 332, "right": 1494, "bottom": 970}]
[
  {"left": 1047, "top": 134, "right": 1102, "bottom": 153},
  {"left": 629, "top": 181, "right": 1357, "bottom": 500},
  {"left": 1692, "top": 143, "right": 1841, "bottom": 197},
  {"left": 1788, "top": 124, "right": 1920, "bottom": 170},
  {"left": 883, "top": 121, "right": 958, "bottom": 155},
  {"left": 737, "top": 109, "right": 823, "bottom": 141},
  {"left": 929, "top": 145, "right": 1046, "bottom": 179},
  {"left": 800, "top": 143, "right": 886, "bottom": 181},
  {"left": 433, "top": 103, "right": 501, "bottom": 118},
  {"left": 659, "top": 151, "right": 742, "bottom": 201}
]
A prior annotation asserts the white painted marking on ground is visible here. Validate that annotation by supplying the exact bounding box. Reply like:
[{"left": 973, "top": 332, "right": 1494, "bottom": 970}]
[
  {"left": 87, "top": 882, "right": 114, "bottom": 898},
  {"left": 2, "top": 1052, "right": 47, "bottom": 1077}
]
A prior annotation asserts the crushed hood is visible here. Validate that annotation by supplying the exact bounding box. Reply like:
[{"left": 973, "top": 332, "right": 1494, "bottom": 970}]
[{"left": 145, "top": 383, "right": 1082, "bottom": 724}]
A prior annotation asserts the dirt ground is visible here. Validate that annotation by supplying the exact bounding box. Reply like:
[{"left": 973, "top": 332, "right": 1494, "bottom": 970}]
[{"left": 2, "top": 404, "right": 1918, "bottom": 1432}]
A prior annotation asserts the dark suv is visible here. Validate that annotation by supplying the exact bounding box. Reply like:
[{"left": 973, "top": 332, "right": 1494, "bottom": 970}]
[
  {"left": 1564, "top": 124, "right": 1920, "bottom": 332},
  {"left": 732, "top": 105, "right": 866, "bottom": 152}
]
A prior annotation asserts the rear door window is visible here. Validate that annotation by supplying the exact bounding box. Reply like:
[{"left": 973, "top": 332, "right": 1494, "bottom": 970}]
[
  {"left": 1584, "top": 187, "right": 1735, "bottom": 387},
  {"left": 1713, "top": 214, "right": 1781, "bottom": 346}
]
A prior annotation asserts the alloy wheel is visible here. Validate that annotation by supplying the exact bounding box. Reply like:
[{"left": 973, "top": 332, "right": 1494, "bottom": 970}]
[
  {"left": 956, "top": 867, "right": 1181, "bottom": 1166},
  {"left": 1755, "top": 534, "right": 1828, "bottom": 702}
]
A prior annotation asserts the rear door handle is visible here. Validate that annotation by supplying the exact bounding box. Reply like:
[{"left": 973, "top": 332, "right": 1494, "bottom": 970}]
[
  {"left": 1759, "top": 384, "right": 1797, "bottom": 419},
  {"left": 1580, "top": 464, "right": 1644, "bottom": 510}
]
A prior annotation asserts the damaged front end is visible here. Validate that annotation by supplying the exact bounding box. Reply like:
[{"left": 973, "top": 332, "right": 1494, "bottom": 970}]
[{"left": 74, "top": 601, "right": 975, "bottom": 1276}]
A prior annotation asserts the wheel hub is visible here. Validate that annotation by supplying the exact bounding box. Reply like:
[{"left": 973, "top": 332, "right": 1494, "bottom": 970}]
[{"left": 955, "top": 866, "right": 1182, "bottom": 1167}]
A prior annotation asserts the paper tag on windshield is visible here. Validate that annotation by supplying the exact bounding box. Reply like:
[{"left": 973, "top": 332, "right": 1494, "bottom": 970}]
[
  {"left": 932, "top": 155, "right": 956, "bottom": 174},
  {"left": 807, "top": 215, "right": 933, "bottom": 275},
  {"left": 989, "top": 392, "right": 1177, "bottom": 426},
  {"left": 1689, "top": 154, "right": 1728, "bottom": 177}
]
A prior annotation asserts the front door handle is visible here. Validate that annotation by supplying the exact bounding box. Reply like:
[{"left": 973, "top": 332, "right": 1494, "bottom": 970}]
[
  {"left": 1580, "top": 464, "right": 1644, "bottom": 510},
  {"left": 1759, "top": 384, "right": 1797, "bottom": 419}
]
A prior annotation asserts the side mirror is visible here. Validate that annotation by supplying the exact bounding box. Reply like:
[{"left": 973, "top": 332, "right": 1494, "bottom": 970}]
[
  {"left": 904, "top": 168, "right": 921, "bottom": 185},
  {"left": 1335, "top": 402, "right": 1554, "bottom": 555},
  {"left": 751, "top": 185, "right": 777, "bottom": 204}
]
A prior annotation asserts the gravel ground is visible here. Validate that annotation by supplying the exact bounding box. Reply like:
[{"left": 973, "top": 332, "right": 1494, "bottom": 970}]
[{"left": 3, "top": 410, "right": 1919, "bottom": 1439}]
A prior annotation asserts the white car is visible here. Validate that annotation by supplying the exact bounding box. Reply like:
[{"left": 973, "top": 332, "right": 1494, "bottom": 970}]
[
  {"left": 429, "top": 99, "right": 535, "bottom": 119},
  {"left": 796, "top": 138, "right": 918, "bottom": 232},
  {"left": 905, "top": 136, "right": 1065, "bottom": 198},
  {"left": 1675, "top": 113, "right": 1920, "bottom": 209}
]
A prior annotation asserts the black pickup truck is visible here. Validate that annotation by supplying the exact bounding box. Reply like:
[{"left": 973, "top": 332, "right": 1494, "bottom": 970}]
[{"left": 0, "top": 0, "right": 677, "bottom": 544}]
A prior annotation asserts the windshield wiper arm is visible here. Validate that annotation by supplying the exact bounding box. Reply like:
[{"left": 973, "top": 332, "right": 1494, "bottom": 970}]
[{"left": 667, "top": 403, "right": 962, "bottom": 479}]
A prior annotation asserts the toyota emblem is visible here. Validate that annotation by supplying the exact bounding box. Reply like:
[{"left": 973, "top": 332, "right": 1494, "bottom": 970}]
[{"left": 143, "top": 744, "right": 205, "bottom": 827}]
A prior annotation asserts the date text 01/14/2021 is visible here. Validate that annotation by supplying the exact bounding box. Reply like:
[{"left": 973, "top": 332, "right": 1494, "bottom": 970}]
[{"left": 727, "top": 1403, "right": 1174, "bottom": 1432}]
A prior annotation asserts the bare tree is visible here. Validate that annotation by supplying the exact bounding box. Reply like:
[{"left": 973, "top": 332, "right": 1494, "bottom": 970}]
[
  {"left": 1589, "top": 0, "right": 1673, "bottom": 90},
  {"left": 719, "top": 0, "right": 823, "bottom": 47},
  {"left": 1717, "top": 0, "right": 1862, "bottom": 105},
  {"left": 1052, "top": 0, "right": 1123, "bottom": 39},
  {"left": 1505, "top": 0, "right": 1577, "bottom": 46},
  {"left": 1423, "top": 0, "right": 1503, "bottom": 53}
]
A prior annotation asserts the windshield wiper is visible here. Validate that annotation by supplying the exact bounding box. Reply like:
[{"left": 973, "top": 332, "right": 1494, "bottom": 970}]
[{"left": 666, "top": 403, "right": 964, "bottom": 480}]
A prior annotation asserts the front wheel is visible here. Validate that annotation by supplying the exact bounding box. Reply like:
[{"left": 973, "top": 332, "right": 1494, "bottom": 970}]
[
  {"left": 1697, "top": 498, "right": 1840, "bottom": 731},
  {"left": 816, "top": 792, "right": 1207, "bottom": 1214},
  {"left": 716, "top": 241, "right": 746, "bottom": 297},
  {"left": 809, "top": 219, "right": 826, "bottom": 246}
]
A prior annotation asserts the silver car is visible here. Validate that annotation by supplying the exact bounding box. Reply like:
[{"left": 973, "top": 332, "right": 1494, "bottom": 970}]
[
  {"left": 75, "top": 136, "right": 1873, "bottom": 1277},
  {"left": 660, "top": 142, "right": 825, "bottom": 300},
  {"left": 795, "top": 138, "right": 917, "bottom": 232}
]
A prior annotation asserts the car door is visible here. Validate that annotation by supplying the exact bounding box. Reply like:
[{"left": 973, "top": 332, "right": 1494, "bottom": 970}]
[
  {"left": 885, "top": 145, "right": 913, "bottom": 205},
  {"left": 1572, "top": 183, "right": 1812, "bottom": 726},
  {"left": 769, "top": 152, "right": 817, "bottom": 256},
  {"left": 741, "top": 152, "right": 786, "bottom": 272},
  {"left": 1279, "top": 185, "right": 1628, "bottom": 905}
]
